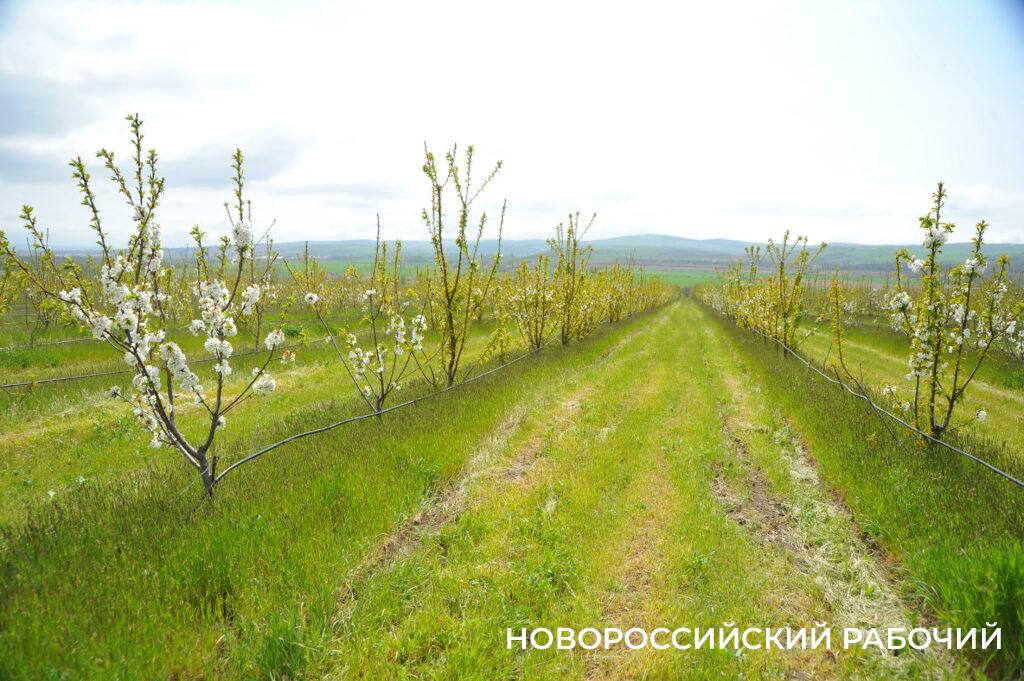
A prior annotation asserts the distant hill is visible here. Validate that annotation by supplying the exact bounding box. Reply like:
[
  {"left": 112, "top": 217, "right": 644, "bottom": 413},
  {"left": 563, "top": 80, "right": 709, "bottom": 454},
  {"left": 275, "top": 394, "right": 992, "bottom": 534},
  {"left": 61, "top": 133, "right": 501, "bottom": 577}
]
[
  {"left": 269, "top": 234, "right": 1024, "bottom": 273},
  {"left": 56, "top": 234, "right": 1024, "bottom": 273}
]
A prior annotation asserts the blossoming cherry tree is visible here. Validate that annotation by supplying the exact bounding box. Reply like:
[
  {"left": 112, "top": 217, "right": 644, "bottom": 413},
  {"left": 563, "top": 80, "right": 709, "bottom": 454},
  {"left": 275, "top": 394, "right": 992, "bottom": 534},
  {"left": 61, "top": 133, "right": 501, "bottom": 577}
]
[{"left": 0, "top": 115, "right": 288, "bottom": 496}]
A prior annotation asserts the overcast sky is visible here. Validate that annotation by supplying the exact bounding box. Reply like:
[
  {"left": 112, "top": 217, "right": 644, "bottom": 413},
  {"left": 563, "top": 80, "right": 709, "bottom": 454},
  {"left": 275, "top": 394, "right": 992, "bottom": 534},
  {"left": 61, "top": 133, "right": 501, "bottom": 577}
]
[{"left": 1, "top": 0, "right": 1023, "bottom": 247}]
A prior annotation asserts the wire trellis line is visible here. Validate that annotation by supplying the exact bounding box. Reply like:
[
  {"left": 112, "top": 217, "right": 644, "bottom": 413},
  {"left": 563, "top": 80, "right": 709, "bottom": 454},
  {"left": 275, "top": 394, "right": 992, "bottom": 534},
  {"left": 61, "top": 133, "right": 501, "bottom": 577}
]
[
  {"left": 2, "top": 336, "right": 102, "bottom": 349},
  {"left": 727, "top": 315, "right": 1024, "bottom": 489},
  {"left": 1, "top": 314, "right": 359, "bottom": 353},
  {"left": 0, "top": 338, "right": 330, "bottom": 389}
]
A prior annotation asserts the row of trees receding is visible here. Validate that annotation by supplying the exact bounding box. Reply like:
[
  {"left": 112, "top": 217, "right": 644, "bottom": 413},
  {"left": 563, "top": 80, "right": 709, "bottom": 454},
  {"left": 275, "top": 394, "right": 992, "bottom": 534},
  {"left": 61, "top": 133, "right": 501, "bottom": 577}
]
[
  {"left": 700, "top": 182, "right": 1023, "bottom": 441},
  {"left": 0, "top": 115, "right": 674, "bottom": 495}
]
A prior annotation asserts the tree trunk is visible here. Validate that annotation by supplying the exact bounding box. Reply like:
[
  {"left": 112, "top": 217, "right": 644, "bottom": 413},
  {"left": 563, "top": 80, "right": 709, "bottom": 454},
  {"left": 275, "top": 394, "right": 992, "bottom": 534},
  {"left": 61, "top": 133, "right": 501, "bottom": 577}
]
[{"left": 196, "top": 453, "right": 216, "bottom": 497}]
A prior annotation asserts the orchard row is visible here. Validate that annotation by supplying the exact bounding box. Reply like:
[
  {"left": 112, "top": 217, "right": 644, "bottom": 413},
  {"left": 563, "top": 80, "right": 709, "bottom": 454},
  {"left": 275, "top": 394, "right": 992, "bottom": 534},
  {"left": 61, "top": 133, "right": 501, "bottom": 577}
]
[{"left": 0, "top": 114, "right": 675, "bottom": 495}]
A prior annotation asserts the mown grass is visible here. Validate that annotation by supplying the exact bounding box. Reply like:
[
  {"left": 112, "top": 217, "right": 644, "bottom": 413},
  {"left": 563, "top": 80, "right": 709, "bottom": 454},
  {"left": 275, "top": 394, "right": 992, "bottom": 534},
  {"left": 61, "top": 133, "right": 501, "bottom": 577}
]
[
  {"left": 0, "top": 306, "right": 664, "bottom": 678},
  {"left": 708, "top": 305, "right": 1024, "bottom": 674},
  {"left": 699, "top": 312, "right": 959, "bottom": 678},
  {"left": 2, "top": 296, "right": 1016, "bottom": 677},
  {"left": 303, "top": 298, "right": 958, "bottom": 678},
  {"left": 311, "top": 300, "right": 825, "bottom": 678}
]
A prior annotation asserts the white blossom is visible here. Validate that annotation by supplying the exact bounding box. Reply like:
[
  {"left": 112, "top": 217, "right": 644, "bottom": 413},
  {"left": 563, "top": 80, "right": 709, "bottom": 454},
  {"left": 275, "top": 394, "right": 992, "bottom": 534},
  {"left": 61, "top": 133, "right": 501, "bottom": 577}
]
[
  {"left": 59, "top": 287, "right": 83, "bottom": 305},
  {"left": 264, "top": 328, "right": 286, "bottom": 350},
  {"left": 204, "top": 337, "right": 233, "bottom": 358},
  {"left": 160, "top": 342, "right": 202, "bottom": 394},
  {"left": 963, "top": 257, "right": 986, "bottom": 276},
  {"left": 923, "top": 224, "right": 949, "bottom": 249},
  {"left": 232, "top": 220, "right": 253, "bottom": 249},
  {"left": 241, "top": 284, "right": 261, "bottom": 315},
  {"left": 252, "top": 372, "right": 277, "bottom": 396}
]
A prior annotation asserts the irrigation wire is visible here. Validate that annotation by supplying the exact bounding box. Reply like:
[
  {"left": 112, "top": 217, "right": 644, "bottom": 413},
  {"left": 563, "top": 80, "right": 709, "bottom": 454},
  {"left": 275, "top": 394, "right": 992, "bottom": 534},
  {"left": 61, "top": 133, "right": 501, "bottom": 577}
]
[
  {"left": 169, "top": 341, "right": 552, "bottom": 504},
  {"left": 213, "top": 340, "right": 552, "bottom": 485}
]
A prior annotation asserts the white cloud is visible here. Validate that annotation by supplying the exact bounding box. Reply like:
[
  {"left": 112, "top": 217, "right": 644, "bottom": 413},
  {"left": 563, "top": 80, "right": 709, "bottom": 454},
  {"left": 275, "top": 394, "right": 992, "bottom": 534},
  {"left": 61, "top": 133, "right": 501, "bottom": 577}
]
[{"left": 0, "top": 0, "right": 1023, "bottom": 247}]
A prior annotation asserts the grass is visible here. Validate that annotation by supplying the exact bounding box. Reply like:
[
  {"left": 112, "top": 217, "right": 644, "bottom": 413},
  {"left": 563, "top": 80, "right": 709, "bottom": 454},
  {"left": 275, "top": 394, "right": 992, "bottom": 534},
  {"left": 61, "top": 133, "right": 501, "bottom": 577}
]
[
  {"left": 0, "top": 309, "right": 358, "bottom": 381},
  {"left": 708, "top": 306, "right": 1024, "bottom": 674},
  {"left": 646, "top": 267, "right": 717, "bottom": 289},
  {"left": 0, "top": 307, "right": 667, "bottom": 678},
  {"left": 0, "top": 319, "right": 501, "bottom": 524},
  {"left": 0, "top": 306, "right": 546, "bottom": 430},
  {"left": 0, "top": 297, "right": 1019, "bottom": 677},
  {"left": 312, "top": 300, "right": 953, "bottom": 679}
]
